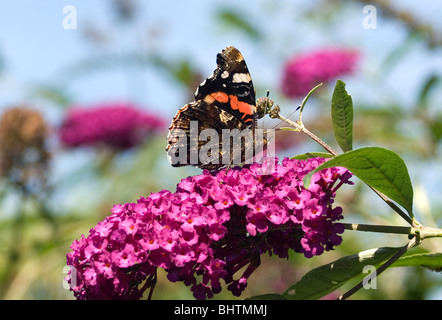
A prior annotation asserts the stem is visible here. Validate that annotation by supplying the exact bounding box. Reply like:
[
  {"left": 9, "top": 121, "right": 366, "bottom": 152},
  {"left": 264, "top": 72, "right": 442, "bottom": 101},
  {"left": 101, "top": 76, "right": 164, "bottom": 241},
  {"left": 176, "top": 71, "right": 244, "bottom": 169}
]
[
  {"left": 147, "top": 272, "right": 157, "bottom": 300},
  {"left": 343, "top": 223, "right": 442, "bottom": 240},
  {"left": 338, "top": 236, "right": 418, "bottom": 300},
  {"left": 367, "top": 186, "right": 414, "bottom": 226},
  {"left": 276, "top": 97, "right": 420, "bottom": 226},
  {"left": 420, "top": 226, "right": 442, "bottom": 239},
  {"left": 277, "top": 114, "right": 338, "bottom": 156},
  {"left": 299, "top": 83, "right": 323, "bottom": 124},
  {"left": 342, "top": 223, "right": 416, "bottom": 236},
  {"left": 277, "top": 113, "right": 415, "bottom": 226},
  {"left": 140, "top": 270, "right": 157, "bottom": 300}
]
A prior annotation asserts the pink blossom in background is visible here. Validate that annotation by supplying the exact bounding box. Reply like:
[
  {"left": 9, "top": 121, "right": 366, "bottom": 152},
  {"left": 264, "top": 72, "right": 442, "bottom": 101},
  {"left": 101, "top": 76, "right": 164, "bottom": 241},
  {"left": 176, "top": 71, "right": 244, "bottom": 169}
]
[
  {"left": 281, "top": 48, "right": 359, "bottom": 98},
  {"left": 65, "top": 157, "right": 353, "bottom": 300},
  {"left": 59, "top": 102, "right": 165, "bottom": 149}
]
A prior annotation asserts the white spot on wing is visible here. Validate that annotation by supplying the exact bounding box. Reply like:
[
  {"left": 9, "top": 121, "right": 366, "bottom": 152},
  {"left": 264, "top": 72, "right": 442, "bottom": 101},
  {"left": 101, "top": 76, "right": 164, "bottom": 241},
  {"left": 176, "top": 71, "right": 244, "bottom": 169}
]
[
  {"left": 232, "top": 73, "right": 251, "bottom": 83},
  {"left": 221, "top": 70, "right": 229, "bottom": 79}
]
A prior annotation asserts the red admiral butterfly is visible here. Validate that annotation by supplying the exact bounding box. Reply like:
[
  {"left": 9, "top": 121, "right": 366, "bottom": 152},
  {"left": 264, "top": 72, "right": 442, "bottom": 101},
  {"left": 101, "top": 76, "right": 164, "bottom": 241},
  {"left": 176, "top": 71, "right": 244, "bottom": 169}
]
[{"left": 166, "top": 46, "right": 267, "bottom": 170}]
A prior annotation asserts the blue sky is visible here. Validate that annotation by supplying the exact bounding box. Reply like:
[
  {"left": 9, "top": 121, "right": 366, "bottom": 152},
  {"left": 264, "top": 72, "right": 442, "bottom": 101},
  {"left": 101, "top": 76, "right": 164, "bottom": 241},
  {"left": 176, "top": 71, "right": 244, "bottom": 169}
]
[
  {"left": 1, "top": 0, "right": 441, "bottom": 119},
  {"left": 0, "top": 1, "right": 271, "bottom": 115}
]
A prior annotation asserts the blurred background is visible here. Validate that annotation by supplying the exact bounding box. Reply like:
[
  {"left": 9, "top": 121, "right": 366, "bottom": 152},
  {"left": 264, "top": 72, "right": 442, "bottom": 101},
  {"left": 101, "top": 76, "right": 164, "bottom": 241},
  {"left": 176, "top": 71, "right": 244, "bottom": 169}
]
[{"left": 1, "top": 0, "right": 442, "bottom": 299}]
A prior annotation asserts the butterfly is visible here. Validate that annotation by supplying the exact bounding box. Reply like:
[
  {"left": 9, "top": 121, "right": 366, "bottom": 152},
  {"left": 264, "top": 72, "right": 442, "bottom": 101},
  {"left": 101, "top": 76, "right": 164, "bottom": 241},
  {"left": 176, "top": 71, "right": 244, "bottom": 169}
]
[{"left": 166, "top": 46, "right": 267, "bottom": 170}]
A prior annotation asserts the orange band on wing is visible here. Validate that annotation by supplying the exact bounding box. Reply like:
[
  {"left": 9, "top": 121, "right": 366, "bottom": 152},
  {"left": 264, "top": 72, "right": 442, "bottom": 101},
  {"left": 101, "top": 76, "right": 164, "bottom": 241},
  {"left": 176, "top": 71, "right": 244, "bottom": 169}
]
[
  {"left": 229, "top": 95, "right": 253, "bottom": 117},
  {"left": 203, "top": 92, "right": 253, "bottom": 122},
  {"left": 205, "top": 91, "right": 229, "bottom": 104}
]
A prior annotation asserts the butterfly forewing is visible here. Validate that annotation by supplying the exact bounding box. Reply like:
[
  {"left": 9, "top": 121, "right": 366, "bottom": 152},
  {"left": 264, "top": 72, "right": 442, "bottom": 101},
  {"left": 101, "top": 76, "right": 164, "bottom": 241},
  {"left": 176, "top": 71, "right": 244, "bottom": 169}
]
[{"left": 167, "top": 46, "right": 265, "bottom": 170}]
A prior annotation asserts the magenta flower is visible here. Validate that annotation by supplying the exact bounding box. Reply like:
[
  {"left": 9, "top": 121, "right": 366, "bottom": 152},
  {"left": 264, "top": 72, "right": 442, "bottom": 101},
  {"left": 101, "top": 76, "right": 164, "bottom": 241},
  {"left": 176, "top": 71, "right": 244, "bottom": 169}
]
[
  {"left": 59, "top": 102, "right": 165, "bottom": 149},
  {"left": 65, "top": 157, "right": 352, "bottom": 300},
  {"left": 281, "top": 48, "right": 359, "bottom": 98}
]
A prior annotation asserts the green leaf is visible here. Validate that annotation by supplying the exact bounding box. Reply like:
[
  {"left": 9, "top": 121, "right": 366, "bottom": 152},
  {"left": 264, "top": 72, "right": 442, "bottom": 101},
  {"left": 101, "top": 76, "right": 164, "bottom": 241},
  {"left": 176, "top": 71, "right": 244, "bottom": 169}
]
[
  {"left": 292, "top": 152, "right": 333, "bottom": 160},
  {"left": 283, "top": 247, "right": 398, "bottom": 300},
  {"left": 31, "top": 85, "right": 72, "bottom": 107},
  {"left": 417, "top": 74, "right": 440, "bottom": 109},
  {"left": 216, "top": 8, "right": 261, "bottom": 40},
  {"left": 429, "top": 116, "right": 442, "bottom": 142},
  {"left": 305, "top": 147, "right": 414, "bottom": 217},
  {"left": 393, "top": 252, "right": 442, "bottom": 272},
  {"left": 331, "top": 80, "right": 353, "bottom": 152},
  {"left": 299, "top": 83, "right": 323, "bottom": 115},
  {"left": 169, "top": 60, "right": 196, "bottom": 87}
]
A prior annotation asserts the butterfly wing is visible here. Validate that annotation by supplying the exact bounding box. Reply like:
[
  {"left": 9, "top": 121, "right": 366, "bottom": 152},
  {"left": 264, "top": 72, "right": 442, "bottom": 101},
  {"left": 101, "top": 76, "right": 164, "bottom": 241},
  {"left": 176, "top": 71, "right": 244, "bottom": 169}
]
[
  {"left": 194, "top": 46, "right": 256, "bottom": 125},
  {"left": 167, "top": 46, "right": 258, "bottom": 169}
]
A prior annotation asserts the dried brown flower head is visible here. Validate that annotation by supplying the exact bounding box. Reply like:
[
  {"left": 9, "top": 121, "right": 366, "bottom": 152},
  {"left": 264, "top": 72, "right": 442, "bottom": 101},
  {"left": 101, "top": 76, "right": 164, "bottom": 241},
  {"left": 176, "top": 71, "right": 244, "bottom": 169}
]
[{"left": 0, "top": 106, "right": 50, "bottom": 191}]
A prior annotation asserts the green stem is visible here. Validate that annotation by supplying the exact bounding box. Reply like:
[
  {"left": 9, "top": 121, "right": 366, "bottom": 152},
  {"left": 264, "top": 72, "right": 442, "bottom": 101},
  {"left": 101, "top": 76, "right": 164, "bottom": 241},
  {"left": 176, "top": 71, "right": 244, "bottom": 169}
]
[
  {"left": 343, "top": 222, "right": 442, "bottom": 240},
  {"left": 278, "top": 112, "right": 415, "bottom": 226},
  {"left": 417, "top": 225, "right": 442, "bottom": 240},
  {"left": 343, "top": 223, "right": 415, "bottom": 235},
  {"left": 368, "top": 186, "right": 414, "bottom": 226},
  {"left": 338, "top": 236, "right": 418, "bottom": 300},
  {"left": 299, "top": 83, "right": 323, "bottom": 123},
  {"left": 277, "top": 115, "right": 338, "bottom": 156},
  {"left": 276, "top": 91, "right": 419, "bottom": 226}
]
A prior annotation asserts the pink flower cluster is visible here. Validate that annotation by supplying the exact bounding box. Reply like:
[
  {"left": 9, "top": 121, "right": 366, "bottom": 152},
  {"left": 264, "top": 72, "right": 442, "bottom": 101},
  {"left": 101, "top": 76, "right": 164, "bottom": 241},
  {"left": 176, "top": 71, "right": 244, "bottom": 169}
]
[
  {"left": 281, "top": 48, "right": 359, "bottom": 98},
  {"left": 59, "top": 102, "right": 165, "bottom": 149},
  {"left": 65, "top": 157, "right": 352, "bottom": 300}
]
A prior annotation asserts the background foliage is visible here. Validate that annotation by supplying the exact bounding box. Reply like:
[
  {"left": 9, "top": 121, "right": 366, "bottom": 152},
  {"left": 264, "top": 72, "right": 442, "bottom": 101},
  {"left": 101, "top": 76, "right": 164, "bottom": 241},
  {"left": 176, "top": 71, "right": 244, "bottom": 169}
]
[{"left": 1, "top": 0, "right": 442, "bottom": 299}]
